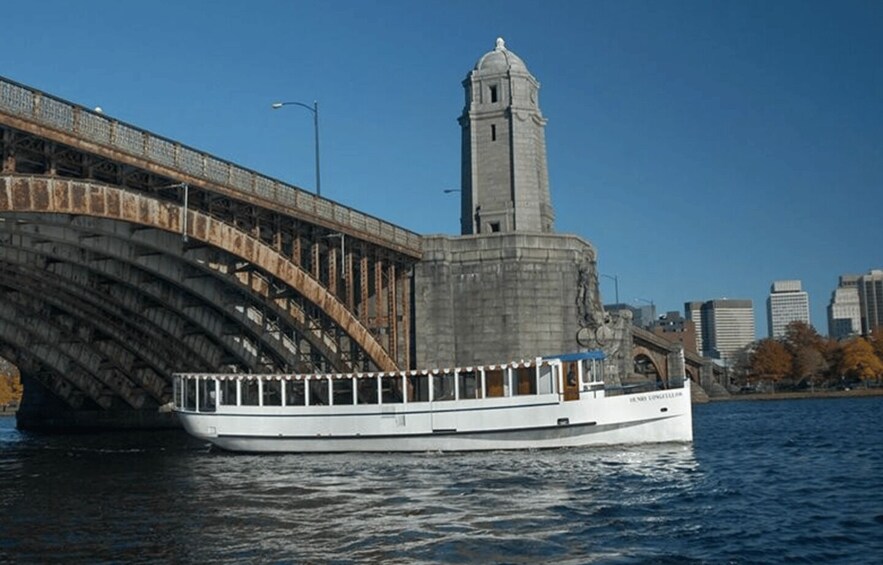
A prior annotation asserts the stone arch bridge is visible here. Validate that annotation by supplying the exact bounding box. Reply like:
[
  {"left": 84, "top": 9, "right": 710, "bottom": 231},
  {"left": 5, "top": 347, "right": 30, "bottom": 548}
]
[{"left": 630, "top": 326, "right": 721, "bottom": 398}]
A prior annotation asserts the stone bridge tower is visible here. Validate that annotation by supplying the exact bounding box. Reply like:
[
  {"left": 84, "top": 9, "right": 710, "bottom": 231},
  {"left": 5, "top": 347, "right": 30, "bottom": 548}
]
[
  {"left": 414, "top": 39, "right": 621, "bottom": 375},
  {"left": 459, "top": 37, "right": 554, "bottom": 235}
]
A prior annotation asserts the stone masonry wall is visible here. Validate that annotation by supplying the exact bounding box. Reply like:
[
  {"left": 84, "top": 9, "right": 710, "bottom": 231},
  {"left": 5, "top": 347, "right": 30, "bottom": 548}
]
[{"left": 414, "top": 233, "right": 609, "bottom": 368}]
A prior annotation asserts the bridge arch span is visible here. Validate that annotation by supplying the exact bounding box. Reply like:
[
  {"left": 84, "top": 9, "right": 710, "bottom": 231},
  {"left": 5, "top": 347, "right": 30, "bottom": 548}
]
[{"left": 0, "top": 175, "right": 397, "bottom": 416}]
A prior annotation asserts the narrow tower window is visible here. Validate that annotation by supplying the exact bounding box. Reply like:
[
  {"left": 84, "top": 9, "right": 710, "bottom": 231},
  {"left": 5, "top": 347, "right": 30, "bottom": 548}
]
[
  {"left": 489, "top": 85, "right": 498, "bottom": 103},
  {"left": 491, "top": 124, "right": 496, "bottom": 141}
]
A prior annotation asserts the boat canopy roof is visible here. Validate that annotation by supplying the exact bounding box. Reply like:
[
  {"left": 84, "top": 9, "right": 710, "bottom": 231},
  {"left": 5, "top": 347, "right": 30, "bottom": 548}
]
[
  {"left": 543, "top": 350, "right": 606, "bottom": 362},
  {"left": 174, "top": 351, "right": 605, "bottom": 381}
]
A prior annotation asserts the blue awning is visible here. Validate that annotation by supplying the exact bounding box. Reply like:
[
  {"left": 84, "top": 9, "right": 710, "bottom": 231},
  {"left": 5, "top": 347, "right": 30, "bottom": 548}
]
[{"left": 543, "top": 350, "right": 606, "bottom": 362}]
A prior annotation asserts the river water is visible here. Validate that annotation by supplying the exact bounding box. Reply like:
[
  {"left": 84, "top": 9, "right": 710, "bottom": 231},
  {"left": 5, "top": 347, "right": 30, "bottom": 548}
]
[{"left": 1, "top": 396, "right": 882, "bottom": 564}]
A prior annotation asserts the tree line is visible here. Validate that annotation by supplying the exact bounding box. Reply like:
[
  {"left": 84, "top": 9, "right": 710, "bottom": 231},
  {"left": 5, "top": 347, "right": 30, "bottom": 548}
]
[{"left": 733, "top": 321, "right": 883, "bottom": 391}]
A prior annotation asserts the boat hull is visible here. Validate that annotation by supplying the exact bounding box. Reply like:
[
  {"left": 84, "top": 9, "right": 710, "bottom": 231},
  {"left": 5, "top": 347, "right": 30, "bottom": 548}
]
[{"left": 177, "top": 383, "right": 693, "bottom": 453}]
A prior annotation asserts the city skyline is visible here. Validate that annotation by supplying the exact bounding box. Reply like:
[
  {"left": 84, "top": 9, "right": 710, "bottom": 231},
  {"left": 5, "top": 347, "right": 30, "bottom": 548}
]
[{"left": 2, "top": 0, "right": 880, "bottom": 337}]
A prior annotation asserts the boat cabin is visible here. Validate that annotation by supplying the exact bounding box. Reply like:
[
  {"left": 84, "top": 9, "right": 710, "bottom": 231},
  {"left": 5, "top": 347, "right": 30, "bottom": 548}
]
[{"left": 174, "top": 351, "right": 607, "bottom": 414}]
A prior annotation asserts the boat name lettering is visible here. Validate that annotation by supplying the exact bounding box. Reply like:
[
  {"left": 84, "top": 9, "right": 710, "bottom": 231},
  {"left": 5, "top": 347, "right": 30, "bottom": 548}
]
[{"left": 629, "top": 391, "right": 683, "bottom": 403}]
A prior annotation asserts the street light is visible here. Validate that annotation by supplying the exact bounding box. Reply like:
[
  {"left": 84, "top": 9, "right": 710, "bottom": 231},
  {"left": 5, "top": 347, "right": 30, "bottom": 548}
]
[
  {"left": 600, "top": 274, "right": 619, "bottom": 304},
  {"left": 271, "top": 100, "right": 321, "bottom": 196},
  {"left": 443, "top": 188, "right": 461, "bottom": 193}
]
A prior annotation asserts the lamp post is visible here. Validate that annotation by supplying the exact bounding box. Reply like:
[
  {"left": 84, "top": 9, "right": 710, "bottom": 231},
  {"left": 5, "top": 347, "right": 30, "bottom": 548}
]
[
  {"left": 271, "top": 100, "right": 320, "bottom": 196},
  {"left": 600, "top": 274, "right": 619, "bottom": 304}
]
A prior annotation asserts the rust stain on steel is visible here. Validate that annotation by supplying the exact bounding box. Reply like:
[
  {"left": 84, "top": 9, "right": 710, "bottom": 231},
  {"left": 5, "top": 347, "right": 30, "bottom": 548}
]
[
  {"left": 12, "top": 177, "right": 32, "bottom": 209},
  {"left": 52, "top": 178, "right": 70, "bottom": 210},
  {"left": 89, "top": 184, "right": 105, "bottom": 215},
  {"left": 0, "top": 175, "right": 399, "bottom": 372},
  {"left": 106, "top": 187, "right": 121, "bottom": 217},
  {"left": 32, "top": 180, "right": 50, "bottom": 210},
  {"left": 70, "top": 181, "right": 86, "bottom": 212}
]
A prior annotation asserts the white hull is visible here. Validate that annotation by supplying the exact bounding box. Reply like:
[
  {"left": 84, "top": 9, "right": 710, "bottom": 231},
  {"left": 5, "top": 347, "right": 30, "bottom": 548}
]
[{"left": 177, "top": 383, "right": 693, "bottom": 453}]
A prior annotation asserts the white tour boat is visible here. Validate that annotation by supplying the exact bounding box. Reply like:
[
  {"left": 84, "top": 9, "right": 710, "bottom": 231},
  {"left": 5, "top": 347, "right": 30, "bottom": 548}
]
[{"left": 172, "top": 351, "right": 693, "bottom": 452}]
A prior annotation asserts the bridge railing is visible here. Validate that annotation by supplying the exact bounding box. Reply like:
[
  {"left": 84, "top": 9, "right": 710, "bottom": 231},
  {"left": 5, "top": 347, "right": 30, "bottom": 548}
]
[{"left": 0, "top": 75, "right": 422, "bottom": 255}]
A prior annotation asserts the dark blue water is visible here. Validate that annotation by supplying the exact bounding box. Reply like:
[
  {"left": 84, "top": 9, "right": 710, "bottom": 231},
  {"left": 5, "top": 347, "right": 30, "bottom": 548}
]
[{"left": 1, "top": 397, "right": 882, "bottom": 564}]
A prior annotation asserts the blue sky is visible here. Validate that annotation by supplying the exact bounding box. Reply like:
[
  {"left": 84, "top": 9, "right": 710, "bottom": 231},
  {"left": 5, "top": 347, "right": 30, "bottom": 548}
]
[{"left": 3, "top": 0, "right": 881, "bottom": 337}]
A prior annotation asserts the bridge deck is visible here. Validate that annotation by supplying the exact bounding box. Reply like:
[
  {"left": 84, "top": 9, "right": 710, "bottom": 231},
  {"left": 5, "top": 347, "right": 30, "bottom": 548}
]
[{"left": 0, "top": 75, "right": 421, "bottom": 258}]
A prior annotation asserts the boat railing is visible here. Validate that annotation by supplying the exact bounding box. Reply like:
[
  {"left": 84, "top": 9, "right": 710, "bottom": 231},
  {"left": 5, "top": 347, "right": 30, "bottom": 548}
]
[{"left": 173, "top": 358, "right": 569, "bottom": 413}]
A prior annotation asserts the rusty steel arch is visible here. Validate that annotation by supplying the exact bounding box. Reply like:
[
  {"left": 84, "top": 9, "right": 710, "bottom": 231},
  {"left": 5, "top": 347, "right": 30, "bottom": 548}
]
[{"left": 0, "top": 174, "right": 398, "bottom": 375}]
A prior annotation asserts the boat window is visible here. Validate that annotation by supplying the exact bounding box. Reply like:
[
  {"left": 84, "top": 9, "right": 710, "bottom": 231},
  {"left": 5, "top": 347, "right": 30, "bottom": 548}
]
[
  {"left": 357, "top": 377, "right": 379, "bottom": 404},
  {"left": 183, "top": 377, "right": 197, "bottom": 411},
  {"left": 198, "top": 379, "right": 217, "bottom": 412},
  {"left": 485, "top": 369, "right": 505, "bottom": 398},
  {"left": 219, "top": 379, "right": 237, "bottom": 406},
  {"left": 514, "top": 366, "right": 537, "bottom": 396},
  {"left": 241, "top": 379, "right": 260, "bottom": 406},
  {"left": 174, "top": 377, "right": 182, "bottom": 408},
  {"left": 262, "top": 380, "right": 282, "bottom": 406},
  {"left": 433, "top": 373, "right": 455, "bottom": 401},
  {"left": 407, "top": 375, "right": 429, "bottom": 402},
  {"left": 284, "top": 380, "right": 306, "bottom": 406},
  {"left": 309, "top": 379, "right": 329, "bottom": 405},
  {"left": 538, "top": 364, "right": 556, "bottom": 394},
  {"left": 381, "top": 376, "right": 404, "bottom": 404},
  {"left": 458, "top": 370, "right": 481, "bottom": 399},
  {"left": 332, "top": 378, "right": 354, "bottom": 405}
]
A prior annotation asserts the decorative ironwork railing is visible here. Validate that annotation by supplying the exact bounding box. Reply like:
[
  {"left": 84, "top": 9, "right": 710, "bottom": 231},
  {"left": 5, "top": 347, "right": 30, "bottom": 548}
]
[{"left": 0, "top": 75, "right": 422, "bottom": 256}]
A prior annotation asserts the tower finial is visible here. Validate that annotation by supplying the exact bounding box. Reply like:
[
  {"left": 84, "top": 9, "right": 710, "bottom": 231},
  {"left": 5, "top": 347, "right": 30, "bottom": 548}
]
[{"left": 495, "top": 37, "right": 505, "bottom": 50}]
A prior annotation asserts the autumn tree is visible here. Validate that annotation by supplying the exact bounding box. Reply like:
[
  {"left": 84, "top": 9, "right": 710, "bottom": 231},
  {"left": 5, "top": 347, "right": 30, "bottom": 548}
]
[
  {"left": 794, "top": 347, "right": 827, "bottom": 390},
  {"left": 783, "top": 321, "right": 829, "bottom": 386},
  {"left": 839, "top": 338, "right": 883, "bottom": 386},
  {"left": 0, "top": 373, "right": 23, "bottom": 407},
  {"left": 783, "top": 321, "right": 824, "bottom": 353},
  {"left": 869, "top": 326, "right": 883, "bottom": 362},
  {"left": 751, "top": 339, "right": 792, "bottom": 391}
]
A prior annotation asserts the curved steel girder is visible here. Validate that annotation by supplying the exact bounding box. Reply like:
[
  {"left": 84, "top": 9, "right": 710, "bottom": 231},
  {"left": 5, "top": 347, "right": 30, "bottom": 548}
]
[
  {"left": 0, "top": 230, "right": 278, "bottom": 409},
  {"left": 0, "top": 267, "right": 184, "bottom": 404},
  {"left": 0, "top": 303, "right": 114, "bottom": 409},
  {"left": 67, "top": 215, "right": 351, "bottom": 371},
  {"left": 0, "top": 279, "right": 150, "bottom": 409},
  {"left": 0, "top": 175, "right": 397, "bottom": 371},
  {"left": 0, "top": 343, "right": 86, "bottom": 409},
  {"left": 0, "top": 247, "right": 227, "bottom": 373},
  {"left": 0, "top": 224, "right": 284, "bottom": 370},
  {"left": 1, "top": 216, "right": 346, "bottom": 372}
]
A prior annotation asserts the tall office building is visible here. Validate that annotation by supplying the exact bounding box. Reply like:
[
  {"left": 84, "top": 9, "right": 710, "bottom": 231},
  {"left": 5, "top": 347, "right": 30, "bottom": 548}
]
[
  {"left": 767, "top": 280, "right": 811, "bottom": 338},
  {"left": 827, "top": 275, "right": 861, "bottom": 339},
  {"left": 685, "top": 299, "right": 756, "bottom": 361},
  {"left": 858, "top": 269, "right": 883, "bottom": 334},
  {"left": 685, "top": 301, "right": 707, "bottom": 355}
]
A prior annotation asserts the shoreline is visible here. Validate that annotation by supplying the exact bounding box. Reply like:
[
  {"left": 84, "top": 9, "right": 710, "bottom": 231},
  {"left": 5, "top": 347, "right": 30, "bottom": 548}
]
[{"left": 711, "top": 388, "right": 883, "bottom": 402}]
